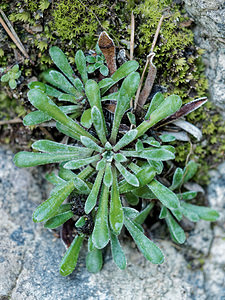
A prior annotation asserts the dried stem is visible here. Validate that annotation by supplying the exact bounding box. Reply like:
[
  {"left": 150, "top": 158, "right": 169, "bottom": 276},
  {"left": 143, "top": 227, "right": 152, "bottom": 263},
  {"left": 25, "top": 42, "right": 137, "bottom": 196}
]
[
  {"left": 0, "top": 9, "right": 30, "bottom": 60},
  {"left": 134, "top": 15, "right": 164, "bottom": 111},
  {"left": 130, "top": 11, "right": 135, "bottom": 60}
]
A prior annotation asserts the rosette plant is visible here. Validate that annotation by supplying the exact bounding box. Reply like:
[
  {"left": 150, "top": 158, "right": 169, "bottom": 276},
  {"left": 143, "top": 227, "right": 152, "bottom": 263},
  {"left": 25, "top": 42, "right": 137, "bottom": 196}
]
[{"left": 14, "top": 43, "right": 219, "bottom": 276}]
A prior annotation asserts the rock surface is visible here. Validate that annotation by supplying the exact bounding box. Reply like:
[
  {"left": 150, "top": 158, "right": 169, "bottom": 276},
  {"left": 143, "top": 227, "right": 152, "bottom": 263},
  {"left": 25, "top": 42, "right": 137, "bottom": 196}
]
[
  {"left": 184, "top": 0, "right": 225, "bottom": 117},
  {"left": 0, "top": 147, "right": 225, "bottom": 300}
]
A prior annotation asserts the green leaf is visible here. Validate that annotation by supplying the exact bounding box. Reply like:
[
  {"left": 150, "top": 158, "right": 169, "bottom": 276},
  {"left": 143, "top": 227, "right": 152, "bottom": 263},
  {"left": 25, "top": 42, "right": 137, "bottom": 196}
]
[
  {"left": 28, "top": 81, "right": 46, "bottom": 91},
  {"left": 165, "top": 210, "right": 186, "bottom": 244},
  {"left": 45, "top": 84, "right": 62, "bottom": 97},
  {"left": 64, "top": 154, "right": 100, "bottom": 169},
  {"left": 85, "top": 169, "right": 104, "bottom": 214},
  {"left": 124, "top": 216, "right": 164, "bottom": 264},
  {"left": 132, "top": 186, "right": 155, "bottom": 199},
  {"left": 180, "top": 206, "right": 200, "bottom": 222},
  {"left": 103, "top": 163, "right": 113, "bottom": 187},
  {"left": 49, "top": 70, "right": 81, "bottom": 97},
  {"left": 23, "top": 111, "right": 52, "bottom": 126},
  {"left": 183, "top": 161, "right": 198, "bottom": 183},
  {"left": 171, "top": 208, "right": 183, "bottom": 221},
  {"left": 136, "top": 95, "right": 182, "bottom": 138},
  {"left": 60, "top": 235, "right": 84, "bottom": 276},
  {"left": 98, "top": 78, "right": 114, "bottom": 89},
  {"left": 134, "top": 202, "right": 154, "bottom": 225},
  {"left": 178, "top": 191, "right": 197, "bottom": 200},
  {"left": 147, "top": 160, "right": 163, "bottom": 174},
  {"left": 124, "top": 192, "right": 139, "bottom": 205},
  {"left": 114, "top": 153, "right": 127, "bottom": 163},
  {"left": 119, "top": 166, "right": 155, "bottom": 193},
  {"left": 33, "top": 179, "right": 75, "bottom": 222},
  {"left": 46, "top": 172, "right": 66, "bottom": 185},
  {"left": 80, "top": 109, "right": 92, "bottom": 128},
  {"left": 113, "top": 129, "right": 138, "bottom": 152},
  {"left": 87, "top": 64, "right": 96, "bottom": 73},
  {"left": 13, "top": 151, "right": 90, "bottom": 168},
  {"left": 86, "top": 248, "right": 103, "bottom": 273},
  {"left": 148, "top": 179, "right": 180, "bottom": 209},
  {"left": 86, "top": 80, "right": 107, "bottom": 135},
  {"left": 56, "top": 123, "right": 80, "bottom": 141},
  {"left": 75, "top": 50, "right": 88, "bottom": 84},
  {"left": 27, "top": 89, "right": 97, "bottom": 142},
  {"left": 32, "top": 140, "right": 92, "bottom": 155},
  {"left": 142, "top": 137, "right": 160, "bottom": 147},
  {"left": 96, "top": 159, "right": 106, "bottom": 171},
  {"left": 1, "top": 73, "right": 9, "bottom": 82},
  {"left": 159, "top": 206, "right": 167, "bottom": 219},
  {"left": 181, "top": 202, "right": 219, "bottom": 221},
  {"left": 58, "top": 94, "right": 77, "bottom": 103},
  {"left": 92, "top": 184, "right": 110, "bottom": 249},
  {"left": 44, "top": 211, "right": 74, "bottom": 229},
  {"left": 115, "top": 162, "right": 139, "bottom": 187},
  {"left": 110, "top": 167, "right": 124, "bottom": 235},
  {"left": 91, "top": 106, "right": 107, "bottom": 145},
  {"left": 9, "top": 79, "right": 17, "bottom": 89},
  {"left": 101, "top": 92, "right": 119, "bottom": 101},
  {"left": 170, "top": 168, "right": 183, "bottom": 190},
  {"left": 121, "top": 149, "right": 175, "bottom": 161},
  {"left": 101, "top": 60, "right": 139, "bottom": 94},
  {"left": 75, "top": 216, "right": 86, "bottom": 227},
  {"left": 160, "top": 134, "right": 176, "bottom": 142},
  {"left": 73, "top": 176, "right": 91, "bottom": 194},
  {"left": 127, "top": 111, "right": 136, "bottom": 126},
  {"left": 80, "top": 136, "right": 103, "bottom": 153},
  {"left": 136, "top": 140, "right": 144, "bottom": 152},
  {"left": 49, "top": 46, "right": 78, "bottom": 87},
  {"left": 145, "top": 92, "right": 164, "bottom": 120},
  {"left": 110, "top": 72, "right": 140, "bottom": 143},
  {"left": 100, "top": 65, "right": 109, "bottom": 76},
  {"left": 86, "top": 55, "right": 96, "bottom": 63},
  {"left": 110, "top": 231, "right": 126, "bottom": 270}
]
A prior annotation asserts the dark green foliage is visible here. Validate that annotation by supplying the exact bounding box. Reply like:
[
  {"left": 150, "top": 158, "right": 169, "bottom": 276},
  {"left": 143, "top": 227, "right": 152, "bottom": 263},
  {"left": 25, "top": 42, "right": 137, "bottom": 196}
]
[{"left": 13, "top": 45, "right": 219, "bottom": 276}]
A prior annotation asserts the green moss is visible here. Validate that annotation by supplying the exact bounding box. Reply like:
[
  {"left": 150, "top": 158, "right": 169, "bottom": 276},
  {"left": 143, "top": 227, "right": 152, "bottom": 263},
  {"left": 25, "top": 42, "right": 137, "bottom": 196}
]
[{"left": 51, "top": 0, "right": 110, "bottom": 47}]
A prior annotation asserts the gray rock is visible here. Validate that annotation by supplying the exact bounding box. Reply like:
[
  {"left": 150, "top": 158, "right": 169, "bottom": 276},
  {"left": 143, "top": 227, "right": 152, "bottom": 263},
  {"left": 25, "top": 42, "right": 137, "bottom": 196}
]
[
  {"left": 1, "top": 147, "right": 225, "bottom": 299},
  {"left": 184, "top": 0, "right": 225, "bottom": 117}
]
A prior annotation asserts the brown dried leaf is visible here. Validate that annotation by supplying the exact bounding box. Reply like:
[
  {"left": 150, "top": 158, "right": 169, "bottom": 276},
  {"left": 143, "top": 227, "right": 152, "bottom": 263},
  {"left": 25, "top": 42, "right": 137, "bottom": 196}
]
[{"left": 98, "top": 31, "right": 117, "bottom": 75}]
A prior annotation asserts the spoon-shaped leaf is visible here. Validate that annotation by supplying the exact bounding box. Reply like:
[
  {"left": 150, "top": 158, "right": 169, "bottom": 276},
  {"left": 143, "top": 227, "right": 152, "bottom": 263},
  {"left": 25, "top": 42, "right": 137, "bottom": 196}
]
[
  {"left": 85, "top": 169, "right": 104, "bottom": 214},
  {"left": 80, "top": 136, "right": 103, "bottom": 153},
  {"left": 101, "top": 60, "right": 139, "bottom": 94},
  {"left": 32, "top": 140, "right": 93, "bottom": 155},
  {"left": 113, "top": 129, "right": 138, "bottom": 152},
  {"left": 115, "top": 162, "right": 139, "bottom": 187},
  {"left": 49, "top": 70, "right": 82, "bottom": 98},
  {"left": 13, "top": 151, "right": 90, "bottom": 168},
  {"left": 44, "top": 211, "right": 74, "bottom": 229},
  {"left": 181, "top": 202, "right": 219, "bottom": 221},
  {"left": 60, "top": 235, "right": 84, "bottom": 276},
  {"left": 91, "top": 106, "right": 107, "bottom": 145},
  {"left": 136, "top": 95, "right": 182, "bottom": 138},
  {"left": 80, "top": 108, "right": 92, "bottom": 129},
  {"left": 28, "top": 89, "right": 97, "bottom": 142},
  {"left": 170, "top": 168, "right": 183, "bottom": 190},
  {"left": 49, "top": 46, "right": 78, "bottom": 87},
  {"left": 56, "top": 123, "right": 81, "bottom": 141},
  {"left": 85, "top": 80, "right": 107, "bottom": 134},
  {"left": 64, "top": 154, "right": 101, "bottom": 169},
  {"left": 92, "top": 184, "right": 110, "bottom": 249},
  {"left": 148, "top": 179, "right": 180, "bottom": 209},
  {"left": 103, "top": 163, "right": 113, "bottom": 187},
  {"left": 110, "top": 167, "right": 124, "bottom": 235},
  {"left": 110, "top": 230, "right": 126, "bottom": 270},
  {"left": 86, "top": 248, "right": 103, "bottom": 273},
  {"left": 110, "top": 72, "right": 140, "bottom": 143},
  {"left": 145, "top": 92, "right": 164, "bottom": 120},
  {"left": 119, "top": 166, "right": 155, "bottom": 193},
  {"left": 165, "top": 209, "right": 186, "bottom": 244},
  {"left": 23, "top": 111, "right": 52, "bottom": 126},
  {"left": 46, "top": 172, "right": 66, "bottom": 185},
  {"left": 33, "top": 179, "right": 75, "bottom": 222},
  {"left": 182, "top": 161, "right": 198, "bottom": 184},
  {"left": 124, "top": 216, "right": 164, "bottom": 264},
  {"left": 75, "top": 50, "right": 88, "bottom": 84},
  {"left": 121, "top": 149, "right": 175, "bottom": 161}
]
